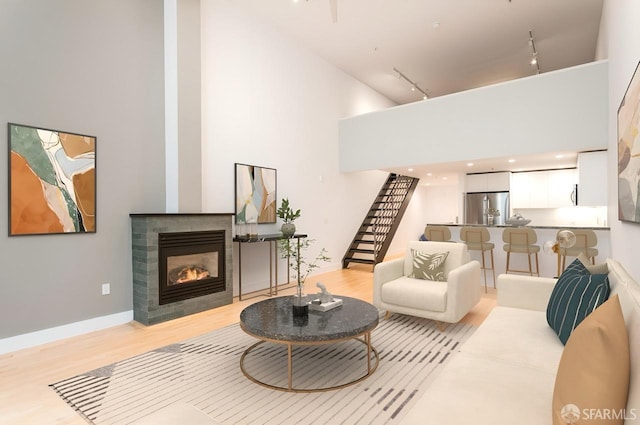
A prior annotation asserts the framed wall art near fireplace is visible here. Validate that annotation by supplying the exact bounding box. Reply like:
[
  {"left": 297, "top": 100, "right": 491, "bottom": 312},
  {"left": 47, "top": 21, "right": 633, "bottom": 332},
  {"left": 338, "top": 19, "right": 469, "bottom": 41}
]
[
  {"left": 234, "top": 163, "right": 277, "bottom": 224},
  {"left": 618, "top": 60, "right": 640, "bottom": 223},
  {"left": 8, "top": 123, "right": 96, "bottom": 236}
]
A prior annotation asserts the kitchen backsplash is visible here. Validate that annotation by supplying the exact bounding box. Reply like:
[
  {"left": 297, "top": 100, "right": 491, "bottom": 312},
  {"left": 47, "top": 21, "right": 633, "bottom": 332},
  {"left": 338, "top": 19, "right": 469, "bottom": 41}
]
[{"left": 512, "top": 206, "right": 608, "bottom": 227}]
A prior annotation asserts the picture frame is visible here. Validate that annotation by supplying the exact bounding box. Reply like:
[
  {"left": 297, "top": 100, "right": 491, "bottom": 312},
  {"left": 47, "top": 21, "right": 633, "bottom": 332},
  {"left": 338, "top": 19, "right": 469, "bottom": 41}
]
[
  {"left": 618, "top": 60, "right": 640, "bottom": 223},
  {"left": 8, "top": 123, "right": 96, "bottom": 235},
  {"left": 234, "top": 163, "right": 277, "bottom": 224}
]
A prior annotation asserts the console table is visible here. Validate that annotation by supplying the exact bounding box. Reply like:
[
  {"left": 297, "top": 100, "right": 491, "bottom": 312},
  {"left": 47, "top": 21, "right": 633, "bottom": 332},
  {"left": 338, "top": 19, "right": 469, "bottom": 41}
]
[{"left": 233, "top": 233, "right": 307, "bottom": 301}]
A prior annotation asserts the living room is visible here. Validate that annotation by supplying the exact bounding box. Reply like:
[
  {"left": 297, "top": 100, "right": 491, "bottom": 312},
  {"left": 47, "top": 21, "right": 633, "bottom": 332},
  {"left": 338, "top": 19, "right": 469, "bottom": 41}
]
[{"left": 1, "top": 0, "right": 640, "bottom": 423}]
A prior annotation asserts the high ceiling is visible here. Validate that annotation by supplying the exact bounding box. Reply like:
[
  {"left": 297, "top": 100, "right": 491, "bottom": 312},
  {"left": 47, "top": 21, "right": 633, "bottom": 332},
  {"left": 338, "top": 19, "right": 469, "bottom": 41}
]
[{"left": 227, "top": 0, "right": 605, "bottom": 183}]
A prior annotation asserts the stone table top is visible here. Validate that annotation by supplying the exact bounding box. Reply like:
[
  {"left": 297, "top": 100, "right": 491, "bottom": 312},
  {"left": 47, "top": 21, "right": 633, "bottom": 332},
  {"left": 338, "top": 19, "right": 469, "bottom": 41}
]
[{"left": 239, "top": 295, "right": 379, "bottom": 343}]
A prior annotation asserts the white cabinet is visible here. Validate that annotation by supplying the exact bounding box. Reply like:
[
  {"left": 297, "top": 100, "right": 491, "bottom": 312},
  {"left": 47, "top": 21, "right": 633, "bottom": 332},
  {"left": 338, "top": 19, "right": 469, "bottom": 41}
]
[
  {"left": 466, "top": 174, "right": 488, "bottom": 193},
  {"left": 465, "top": 172, "right": 510, "bottom": 193},
  {"left": 547, "top": 169, "right": 578, "bottom": 207},
  {"left": 530, "top": 172, "right": 550, "bottom": 207},
  {"left": 510, "top": 173, "right": 532, "bottom": 208},
  {"left": 487, "top": 172, "right": 511, "bottom": 191},
  {"left": 511, "top": 169, "right": 577, "bottom": 208},
  {"left": 578, "top": 151, "right": 607, "bottom": 206}
]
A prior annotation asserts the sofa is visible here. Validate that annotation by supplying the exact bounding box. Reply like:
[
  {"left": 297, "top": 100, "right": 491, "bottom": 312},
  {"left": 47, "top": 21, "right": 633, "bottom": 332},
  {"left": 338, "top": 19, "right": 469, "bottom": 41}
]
[
  {"left": 400, "top": 258, "right": 640, "bottom": 425},
  {"left": 373, "top": 241, "right": 481, "bottom": 323}
]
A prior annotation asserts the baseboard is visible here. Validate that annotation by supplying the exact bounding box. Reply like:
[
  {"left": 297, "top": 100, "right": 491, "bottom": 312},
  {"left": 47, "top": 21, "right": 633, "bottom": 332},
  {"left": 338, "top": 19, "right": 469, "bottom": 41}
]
[{"left": 0, "top": 310, "right": 134, "bottom": 355}]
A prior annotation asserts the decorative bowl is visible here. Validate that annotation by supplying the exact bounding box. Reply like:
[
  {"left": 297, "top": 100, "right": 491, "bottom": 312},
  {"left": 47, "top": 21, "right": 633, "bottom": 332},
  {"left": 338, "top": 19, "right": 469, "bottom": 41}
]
[{"left": 506, "top": 218, "right": 531, "bottom": 227}]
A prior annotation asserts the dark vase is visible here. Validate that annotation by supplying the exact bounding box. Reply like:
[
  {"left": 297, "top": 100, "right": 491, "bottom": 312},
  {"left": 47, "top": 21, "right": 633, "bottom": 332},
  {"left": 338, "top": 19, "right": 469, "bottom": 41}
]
[{"left": 291, "top": 293, "right": 308, "bottom": 317}]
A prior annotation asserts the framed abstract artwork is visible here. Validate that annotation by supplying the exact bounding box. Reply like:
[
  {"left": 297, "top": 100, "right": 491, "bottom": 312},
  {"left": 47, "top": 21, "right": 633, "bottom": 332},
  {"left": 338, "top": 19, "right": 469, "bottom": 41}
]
[
  {"left": 8, "top": 123, "right": 96, "bottom": 235},
  {"left": 235, "top": 163, "right": 277, "bottom": 224},
  {"left": 618, "top": 60, "right": 640, "bottom": 223}
]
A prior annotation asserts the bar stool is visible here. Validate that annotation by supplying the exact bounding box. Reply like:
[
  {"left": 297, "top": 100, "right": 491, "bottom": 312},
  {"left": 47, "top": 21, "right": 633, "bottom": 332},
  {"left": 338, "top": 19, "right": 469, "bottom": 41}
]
[
  {"left": 424, "top": 225, "right": 452, "bottom": 242},
  {"left": 502, "top": 227, "right": 540, "bottom": 276},
  {"left": 557, "top": 229, "right": 599, "bottom": 271},
  {"left": 460, "top": 227, "right": 495, "bottom": 292}
]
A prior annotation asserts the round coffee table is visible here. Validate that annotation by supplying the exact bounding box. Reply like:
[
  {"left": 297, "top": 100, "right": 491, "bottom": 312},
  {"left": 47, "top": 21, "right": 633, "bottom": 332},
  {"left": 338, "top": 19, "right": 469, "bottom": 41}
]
[{"left": 239, "top": 295, "right": 380, "bottom": 392}]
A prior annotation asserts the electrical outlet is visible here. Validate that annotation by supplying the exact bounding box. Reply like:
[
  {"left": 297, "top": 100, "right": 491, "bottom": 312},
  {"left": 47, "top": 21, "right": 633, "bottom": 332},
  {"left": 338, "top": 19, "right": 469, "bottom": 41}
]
[{"left": 102, "top": 283, "right": 111, "bottom": 295}]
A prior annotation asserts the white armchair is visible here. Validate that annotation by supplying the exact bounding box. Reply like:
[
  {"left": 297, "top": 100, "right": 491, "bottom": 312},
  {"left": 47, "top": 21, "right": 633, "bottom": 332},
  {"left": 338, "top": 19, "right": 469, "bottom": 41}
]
[{"left": 373, "top": 241, "right": 482, "bottom": 323}]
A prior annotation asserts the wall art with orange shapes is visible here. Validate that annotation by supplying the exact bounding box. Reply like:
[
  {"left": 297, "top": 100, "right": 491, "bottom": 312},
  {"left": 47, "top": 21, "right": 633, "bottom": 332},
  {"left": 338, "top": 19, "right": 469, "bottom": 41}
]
[{"left": 8, "top": 123, "right": 96, "bottom": 235}]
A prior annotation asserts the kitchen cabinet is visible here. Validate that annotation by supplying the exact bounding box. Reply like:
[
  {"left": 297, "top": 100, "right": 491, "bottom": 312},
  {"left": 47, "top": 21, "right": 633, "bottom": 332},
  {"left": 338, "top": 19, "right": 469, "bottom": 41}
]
[
  {"left": 578, "top": 151, "right": 607, "bottom": 206},
  {"left": 510, "top": 173, "right": 531, "bottom": 208},
  {"left": 465, "top": 172, "right": 510, "bottom": 193},
  {"left": 465, "top": 174, "right": 487, "bottom": 193},
  {"left": 511, "top": 169, "right": 577, "bottom": 208},
  {"left": 547, "top": 169, "right": 578, "bottom": 207}
]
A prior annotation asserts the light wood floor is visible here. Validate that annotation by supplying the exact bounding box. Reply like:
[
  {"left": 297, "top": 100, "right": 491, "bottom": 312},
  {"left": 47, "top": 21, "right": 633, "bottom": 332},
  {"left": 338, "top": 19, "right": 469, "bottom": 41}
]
[{"left": 0, "top": 265, "right": 496, "bottom": 425}]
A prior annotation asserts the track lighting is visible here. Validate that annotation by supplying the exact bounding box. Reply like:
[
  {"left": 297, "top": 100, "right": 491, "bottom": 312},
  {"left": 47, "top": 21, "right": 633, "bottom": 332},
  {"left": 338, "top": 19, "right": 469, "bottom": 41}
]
[
  {"left": 393, "top": 67, "right": 429, "bottom": 100},
  {"left": 528, "top": 30, "right": 540, "bottom": 74}
]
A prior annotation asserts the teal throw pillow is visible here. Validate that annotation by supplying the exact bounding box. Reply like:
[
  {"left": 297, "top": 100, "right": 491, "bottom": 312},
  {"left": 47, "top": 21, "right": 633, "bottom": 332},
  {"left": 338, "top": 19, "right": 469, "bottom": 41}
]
[
  {"left": 410, "top": 249, "right": 449, "bottom": 281},
  {"left": 546, "top": 258, "right": 610, "bottom": 345}
]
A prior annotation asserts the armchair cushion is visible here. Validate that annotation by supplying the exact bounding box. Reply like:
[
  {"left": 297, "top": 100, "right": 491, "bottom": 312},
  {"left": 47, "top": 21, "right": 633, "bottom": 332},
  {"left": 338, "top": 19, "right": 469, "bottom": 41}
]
[
  {"left": 381, "top": 277, "right": 447, "bottom": 312},
  {"left": 410, "top": 249, "right": 449, "bottom": 281}
]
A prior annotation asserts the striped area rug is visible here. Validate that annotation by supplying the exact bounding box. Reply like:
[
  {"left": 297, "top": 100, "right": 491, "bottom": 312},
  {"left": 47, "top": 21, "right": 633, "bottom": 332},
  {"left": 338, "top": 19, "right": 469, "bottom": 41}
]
[{"left": 51, "top": 314, "right": 475, "bottom": 425}]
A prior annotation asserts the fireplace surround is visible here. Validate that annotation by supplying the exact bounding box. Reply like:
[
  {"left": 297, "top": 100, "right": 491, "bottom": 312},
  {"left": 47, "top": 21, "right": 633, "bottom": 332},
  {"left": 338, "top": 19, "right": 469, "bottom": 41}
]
[{"left": 131, "top": 213, "right": 233, "bottom": 325}]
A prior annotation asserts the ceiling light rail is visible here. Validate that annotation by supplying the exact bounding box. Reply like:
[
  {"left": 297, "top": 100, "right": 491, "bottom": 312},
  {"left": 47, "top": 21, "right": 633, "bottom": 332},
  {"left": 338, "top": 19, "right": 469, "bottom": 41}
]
[
  {"left": 393, "top": 67, "right": 428, "bottom": 100},
  {"left": 529, "top": 29, "right": 540, "bottom": 74}
]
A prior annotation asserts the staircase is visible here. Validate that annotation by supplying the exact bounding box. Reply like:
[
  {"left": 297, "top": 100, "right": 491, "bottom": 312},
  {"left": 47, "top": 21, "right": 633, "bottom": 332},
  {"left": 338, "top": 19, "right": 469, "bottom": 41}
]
[{"left": 342, "top": 173, "right": 419, "bottom": 269}]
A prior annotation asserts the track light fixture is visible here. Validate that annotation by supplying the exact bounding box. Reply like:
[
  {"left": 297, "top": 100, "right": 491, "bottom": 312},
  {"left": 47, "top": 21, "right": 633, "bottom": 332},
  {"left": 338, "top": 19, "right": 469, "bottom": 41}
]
[
  {"left": 393, "top": 67, "right": 428, "bottom": 100},
  {"left": 528, "top": 29, "right": 540, "bottom": 74}
]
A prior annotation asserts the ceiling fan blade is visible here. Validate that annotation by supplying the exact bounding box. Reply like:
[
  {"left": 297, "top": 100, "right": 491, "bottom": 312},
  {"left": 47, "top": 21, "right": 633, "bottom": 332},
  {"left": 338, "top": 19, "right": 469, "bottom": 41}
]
[{"left": 329, "top": 0, "right": 337, "bottom": 23}]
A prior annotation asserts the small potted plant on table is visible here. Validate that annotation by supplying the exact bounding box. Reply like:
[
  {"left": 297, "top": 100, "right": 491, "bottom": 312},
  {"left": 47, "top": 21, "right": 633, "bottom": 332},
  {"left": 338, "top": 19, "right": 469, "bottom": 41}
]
[{"left": 277, "top": 198, "right": 300, "bottom": 237}]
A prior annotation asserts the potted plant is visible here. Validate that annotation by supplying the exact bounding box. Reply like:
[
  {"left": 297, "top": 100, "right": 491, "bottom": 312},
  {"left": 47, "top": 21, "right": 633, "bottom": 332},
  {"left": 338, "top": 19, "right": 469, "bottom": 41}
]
[
  {"left": 277, "top": 198, "right": 301, "bottom": 237},
  {"left": 279, "top": 237, "right": 330, "bottom": 316}
]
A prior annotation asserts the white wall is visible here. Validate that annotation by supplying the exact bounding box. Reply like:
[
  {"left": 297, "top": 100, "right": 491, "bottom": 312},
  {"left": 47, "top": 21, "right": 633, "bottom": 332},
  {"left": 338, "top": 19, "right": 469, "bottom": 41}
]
[
  {"left": 600, "top": 0, "right": 640, "bottom": 280},
  {"left": 339, "top": 61, "right": 608, "bottom": 173},
  {"left": 200, "top": 1, "right": 395, "bottom": 293}
]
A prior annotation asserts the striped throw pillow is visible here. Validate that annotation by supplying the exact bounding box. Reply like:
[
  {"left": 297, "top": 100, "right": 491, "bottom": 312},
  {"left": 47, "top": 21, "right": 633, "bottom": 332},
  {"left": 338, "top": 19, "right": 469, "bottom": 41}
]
[{"left": 546, "top": 258, "right": 610, "bottom": 345}]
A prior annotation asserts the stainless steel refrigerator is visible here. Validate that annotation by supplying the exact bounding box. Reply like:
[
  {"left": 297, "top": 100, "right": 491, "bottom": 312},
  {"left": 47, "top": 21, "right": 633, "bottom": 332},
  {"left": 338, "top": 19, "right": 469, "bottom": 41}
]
[{"left": 464, "top": 191, "right": 510, "bottom": 225}]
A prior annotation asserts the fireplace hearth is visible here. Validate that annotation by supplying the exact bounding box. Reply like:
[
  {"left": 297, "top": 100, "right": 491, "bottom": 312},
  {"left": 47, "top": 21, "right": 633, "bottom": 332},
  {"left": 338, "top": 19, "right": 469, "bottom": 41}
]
[{"left": 131, "top": 213, "right": 233, "bottom": 325}]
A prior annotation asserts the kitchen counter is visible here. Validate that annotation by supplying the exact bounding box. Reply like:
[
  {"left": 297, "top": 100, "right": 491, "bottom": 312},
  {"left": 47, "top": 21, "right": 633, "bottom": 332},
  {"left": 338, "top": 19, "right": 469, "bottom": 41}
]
[
  {"left": 424, "top": 224, "right": 610, "bottom": 282},
  {"left": 427, "top": 223, "right": 610, "bottom": 230}
]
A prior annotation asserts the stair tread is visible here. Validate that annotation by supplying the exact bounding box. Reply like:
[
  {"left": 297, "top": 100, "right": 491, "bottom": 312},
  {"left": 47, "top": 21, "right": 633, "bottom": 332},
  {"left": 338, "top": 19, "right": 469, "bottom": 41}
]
[{"left": 344, "top": 258, "right": 376, "bottom": 265}]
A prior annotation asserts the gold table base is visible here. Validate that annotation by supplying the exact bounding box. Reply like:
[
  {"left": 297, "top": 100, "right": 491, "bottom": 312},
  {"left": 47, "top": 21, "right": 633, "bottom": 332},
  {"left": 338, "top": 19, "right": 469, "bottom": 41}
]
[{"left": 240, "top": 332, "right": 379, "bottom": 393}]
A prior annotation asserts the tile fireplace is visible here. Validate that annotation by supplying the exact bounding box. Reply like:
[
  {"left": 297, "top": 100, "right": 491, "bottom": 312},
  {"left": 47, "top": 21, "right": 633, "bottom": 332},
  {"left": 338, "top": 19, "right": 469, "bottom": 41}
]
[{"left": 131, "top": 213, "right": 233, "bottom": 325}]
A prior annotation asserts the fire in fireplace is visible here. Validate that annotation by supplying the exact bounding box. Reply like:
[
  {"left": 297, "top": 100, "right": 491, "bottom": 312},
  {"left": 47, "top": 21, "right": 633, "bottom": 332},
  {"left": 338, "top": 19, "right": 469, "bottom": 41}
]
[
  {"left": 158, "top": 230, "right": 226, "bottom": 305},
  {"left": 170, "top": 264, "right": 210, "bottom": 284}
]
